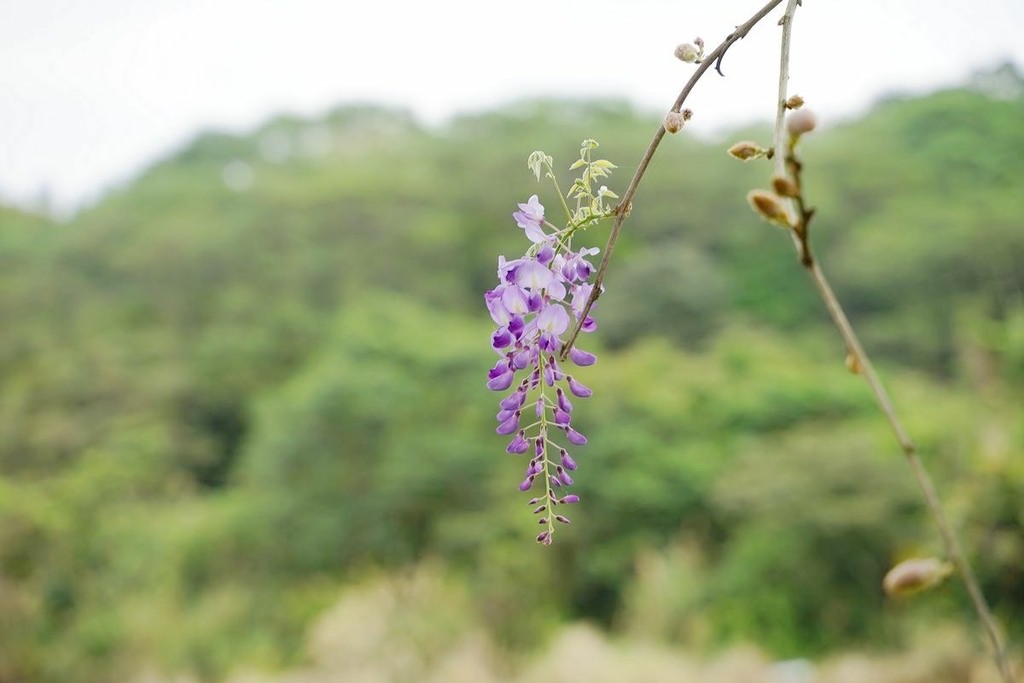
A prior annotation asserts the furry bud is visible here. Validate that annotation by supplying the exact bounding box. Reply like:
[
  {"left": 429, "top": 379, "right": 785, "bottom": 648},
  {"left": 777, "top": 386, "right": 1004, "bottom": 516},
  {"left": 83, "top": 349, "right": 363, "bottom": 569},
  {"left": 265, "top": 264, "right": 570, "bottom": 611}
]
[
  {"left": 728, "top": 140, "right": 767, "bottom": 161},
  {"left": 747, "top": 189, "right": 791, "bottom": 227},
  {"left": 674, "top": 43, "right": 700, "bottom": 63},
  {"left": 787, "top": 109, "right": 818, "bottom": 137},
  {"left": 883, "top": 558, "right": 954, "bottom": 597},
  {"left": 664, "top": 111, "right": 686, "bottom": 134},
  {"left": 771, "top": 175, "right": 799, "bottom": 198}
]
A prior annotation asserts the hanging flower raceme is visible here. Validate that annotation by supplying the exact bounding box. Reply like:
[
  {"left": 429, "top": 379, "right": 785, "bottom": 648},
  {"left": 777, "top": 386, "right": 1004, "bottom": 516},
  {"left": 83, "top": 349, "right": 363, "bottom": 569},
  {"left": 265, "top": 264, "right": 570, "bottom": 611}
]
[{"left": 485, "top": 193, "right": 601, "bottom": 545}]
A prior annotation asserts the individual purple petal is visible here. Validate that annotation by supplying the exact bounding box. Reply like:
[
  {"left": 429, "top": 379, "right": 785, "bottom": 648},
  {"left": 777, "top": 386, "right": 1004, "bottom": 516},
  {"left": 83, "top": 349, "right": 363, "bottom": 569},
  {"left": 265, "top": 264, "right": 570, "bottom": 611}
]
[
  {"left": 556, "top": 388, "right": 573, "bottom": 414},
  {"left": 537, "top": 243, "right": 554, "bottom": 264},
  {"left": 557, "top": 468, "right": 573, "bottom": 486},
  {"left": 506, "top": 431, "right": 530, "bottom": 454},
  {"left": 568, "top": 346, "right": 597, "bottom": 366},
  {"left": 554, "top": 409, "right": 571, "bottom": 426},
  {"left": 554, "top": 515, "right": 572, "bottom": 525},
  {"left": 559, "top": 494, "right": 581, "bottom": 504},
  {"left": 581, "top": 317, "right": 597, "bottom": 333},
  {"left": 508, "top": 315, "right": 525, "bottom": 338},
  {"left": 485, "top": 288, "right": 511, "bottom": 326},
  {"left": 491, "top": 327, "right": 512, "bottom": 349},
  {"left": 522, "top": 223, "right": 548, "bottom": 243},
  {"left": 546, "top": 278, "right": 566, "bottom": 302},
  {"left": 527, "top": 291, "right": 543, "bottom": 312},
  {"left": 537, "top": 303, "right": 570, "bottom": 335},
  {"left": 519, "top": 475, "right": 536, "bottom": 491},
  {"left": 538, "top": 332, "right": 560, "bottom": 353},
  {"left": 547, "top": 355, "right": 565, "bottom": 382},
  {"left": 488, "top": 359, "right": 510, "bottom": 379},
  {"left": 535, "top": 397, "right": 544, "bottom": 418},
  {"left": 513, "top": 349, "right": 531, "bottom": 370},
  {"left": 502, "top": 286, "right": 529, "bottom": 315},
  {"left": 496, "top": 412, "right": 520, "bottom": 435},
  {"left": 536, "top": 530, "right": 552, "bottom": 545},
  {"left": 497, "top": 255, "right": 522, "bottom": 282},
  {"left": 571, "top": 283, "right": 593, "bottom": 318},
  {"left": 549, "top": 475, "right": 562, "bottom": 488},
  {"left": 567, "top": 375, "right": 592, "bottom": 398},
  {"left": 516, "top": 260, "right": 553, "bottom": 290},
  {"left": 561, "top": 258, "right": 577, "bottom": 282},
  {"left": 575, "top": 249, "right": 598, "bottom": 280},
  {"left": 520, "top": 195, "right": 544, "bottom": 217},
  {"left": 487, "top": 369, "right": 514, "bottom": 391},
  {"left": 560, "top": 449, "right": 577, "bottom": 471},
  {"left": 496, "top": 408, "right": 516, "bottom": 422},
  {"left": 500, "top": 390, "right": 525, "bottom": 411},
  {"left": 565, "top": 427, "right": 587, "bottom": 445},
  {"left": 534, "top": 437, "right": 544, "bottom": 457}
]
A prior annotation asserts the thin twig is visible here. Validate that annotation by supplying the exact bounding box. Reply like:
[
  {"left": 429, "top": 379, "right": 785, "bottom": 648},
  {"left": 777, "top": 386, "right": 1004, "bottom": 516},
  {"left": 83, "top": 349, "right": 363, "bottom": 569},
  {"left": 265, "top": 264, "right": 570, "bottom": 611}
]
[
  {"left": 807, "top": 260, "right": 1015, "bottom": 682},
  {"left": 770, "top": 5, "right": 1015, "bottom": 680},
  {"left": 561, "top": 0, "right": 786, "bottom": 360},
  {"left": 772, "top": 0, "right": 800, "bottom": 181}
]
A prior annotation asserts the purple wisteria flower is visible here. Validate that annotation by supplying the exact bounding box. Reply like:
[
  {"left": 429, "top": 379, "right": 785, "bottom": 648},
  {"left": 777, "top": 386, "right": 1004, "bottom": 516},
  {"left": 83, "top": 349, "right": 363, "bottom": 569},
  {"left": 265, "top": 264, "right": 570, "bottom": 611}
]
[{"left": 485, "top": 194, "right": 600, "bottom": 545}]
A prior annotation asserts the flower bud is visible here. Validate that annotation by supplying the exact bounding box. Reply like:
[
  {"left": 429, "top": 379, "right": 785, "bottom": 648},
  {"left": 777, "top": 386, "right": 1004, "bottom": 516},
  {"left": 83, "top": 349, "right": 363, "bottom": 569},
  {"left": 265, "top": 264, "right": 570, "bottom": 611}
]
[
  {"left": 771, "top": 175, "right": 799, "bottom": 198},
  {"left": 746, "top": 189, "right": 791, "bottom": 227},
  {"left": 727, "top": 141, "right": 767, "bottom": 162},
  {"left": 883, "top": 558, "right": 954, "bottom": 597},
  {"left": 674, "top": 43, "right": 700, "bottom": 63},
  {"left": 845, "top": 352, "right": 862, "bottom": 375},
  {"left": 785, "top": 94, "right": 804, "bottom": 110},
  {"left": 664, "top": 111, "right": 685, "bottom": 134},
  {"left": 786, "top": 109, "right": 818, "bottom": 137}
]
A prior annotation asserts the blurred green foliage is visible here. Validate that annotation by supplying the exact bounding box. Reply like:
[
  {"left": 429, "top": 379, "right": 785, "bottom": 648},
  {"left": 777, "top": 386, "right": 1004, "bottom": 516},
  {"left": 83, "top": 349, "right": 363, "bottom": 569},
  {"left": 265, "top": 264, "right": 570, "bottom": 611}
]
[{"left": 1, "top": 72, "right": 1023, "bottom": 682}]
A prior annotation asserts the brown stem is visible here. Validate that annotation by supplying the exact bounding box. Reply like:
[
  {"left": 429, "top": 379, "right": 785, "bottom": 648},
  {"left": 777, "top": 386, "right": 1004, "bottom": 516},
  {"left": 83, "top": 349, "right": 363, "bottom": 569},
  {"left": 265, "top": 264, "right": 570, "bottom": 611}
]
[
  {"left": 560, "top": 0, "right": 786, "bottom": 360},
  {"left": 767, "top": 2, "right": 1014, "bottom": 677},
  {"left": 806, "top": 257, "right": 1015, "bottom": 683}
]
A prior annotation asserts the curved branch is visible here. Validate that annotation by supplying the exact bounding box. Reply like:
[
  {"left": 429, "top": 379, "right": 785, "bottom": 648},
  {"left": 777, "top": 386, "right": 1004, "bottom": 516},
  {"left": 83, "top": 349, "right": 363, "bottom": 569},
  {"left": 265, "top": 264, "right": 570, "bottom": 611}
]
[
  {"left": 560, "top": 0, "right": 786, "bottom": 360},
  {"left": 769, "top": 4, "right": 1015, "bottom": 680}
]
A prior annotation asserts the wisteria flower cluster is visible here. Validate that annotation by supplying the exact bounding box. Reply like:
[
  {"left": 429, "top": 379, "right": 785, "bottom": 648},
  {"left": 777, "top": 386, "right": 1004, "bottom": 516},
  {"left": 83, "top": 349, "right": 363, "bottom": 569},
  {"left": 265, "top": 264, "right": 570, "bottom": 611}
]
[{"left": 485, "top": 142, "right": 617, "bottom": 544}]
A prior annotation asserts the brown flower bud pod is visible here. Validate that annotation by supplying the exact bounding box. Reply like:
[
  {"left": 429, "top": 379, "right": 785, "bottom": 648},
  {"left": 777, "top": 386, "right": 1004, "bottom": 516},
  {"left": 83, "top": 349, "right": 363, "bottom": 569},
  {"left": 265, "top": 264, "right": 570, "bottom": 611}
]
[
  {"left": 664, "top": 111, "right": 686, "bottom": 134},
  {"left": 747, "top": 189, "right": 791, "bottom": 227},
  {"left": 845, "top": 352, "right": 862, "bottom": 375},
  {"left": 728, "top": 140, "right": 767, "bottom": 161},
  {"left": 785, "top": 94, "right": 805, "bottom": 110},
  {"left": 772, "top": 175, "right": 799, "bottom": 198},
  {"left": 787, "top": 109, "right": 818, "bottom": 137},
  {"left": 883, "top": 558, "right": 954, "bottom": 597}
]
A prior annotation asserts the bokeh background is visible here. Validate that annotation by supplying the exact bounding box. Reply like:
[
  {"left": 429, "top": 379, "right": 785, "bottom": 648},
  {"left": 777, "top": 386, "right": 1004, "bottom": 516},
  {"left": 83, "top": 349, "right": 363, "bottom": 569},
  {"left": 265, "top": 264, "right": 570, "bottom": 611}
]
[{"left": 2, "top": 2, "right": 1023, "bottom": 682}]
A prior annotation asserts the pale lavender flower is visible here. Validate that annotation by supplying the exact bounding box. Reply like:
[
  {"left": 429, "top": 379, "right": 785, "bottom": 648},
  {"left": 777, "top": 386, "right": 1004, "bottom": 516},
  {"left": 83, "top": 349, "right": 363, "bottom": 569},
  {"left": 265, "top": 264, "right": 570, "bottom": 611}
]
[{"left": 513, "top": 194, "right": 547, "bottom": 243}]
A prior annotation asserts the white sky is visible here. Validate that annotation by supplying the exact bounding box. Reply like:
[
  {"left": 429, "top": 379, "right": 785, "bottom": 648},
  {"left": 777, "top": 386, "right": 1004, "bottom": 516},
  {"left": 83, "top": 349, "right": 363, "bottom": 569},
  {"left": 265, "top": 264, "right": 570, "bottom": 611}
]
[{"left": 1, "top": 0, "right": 1022, "bottom": 213}]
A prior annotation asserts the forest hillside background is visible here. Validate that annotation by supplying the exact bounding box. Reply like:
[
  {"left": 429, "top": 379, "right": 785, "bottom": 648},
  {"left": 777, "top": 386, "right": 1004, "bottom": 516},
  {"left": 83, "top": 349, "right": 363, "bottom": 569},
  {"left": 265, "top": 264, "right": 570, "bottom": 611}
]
[{"left": 1, "top": 65, "right": 1023, "bottom": 682}]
